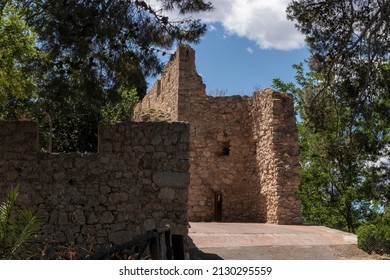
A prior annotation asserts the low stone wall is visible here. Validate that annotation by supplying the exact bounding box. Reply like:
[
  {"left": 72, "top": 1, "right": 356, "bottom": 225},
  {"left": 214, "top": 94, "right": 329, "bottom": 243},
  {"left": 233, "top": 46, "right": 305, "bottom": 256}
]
[{"left": 0, "top": 121, "right": 190, "bottom": 258}]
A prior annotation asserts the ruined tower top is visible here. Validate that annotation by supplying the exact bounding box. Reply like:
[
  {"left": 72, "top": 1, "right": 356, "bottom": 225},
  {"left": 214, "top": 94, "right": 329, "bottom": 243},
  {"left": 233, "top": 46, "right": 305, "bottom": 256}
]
[
  {"left": 167, "top": 44, "right": 206, "bottom": 99},
  {"left": 166, "top": 44, "right": 196, "bottom": 71},
  {"left": 133, "top": 44, "right": 206, "bottom": 121}
]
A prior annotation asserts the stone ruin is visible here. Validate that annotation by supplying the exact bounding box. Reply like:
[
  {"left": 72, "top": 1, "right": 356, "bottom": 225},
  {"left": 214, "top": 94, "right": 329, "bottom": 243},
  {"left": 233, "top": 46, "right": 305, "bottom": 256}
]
[
  {"left": 133, "top": 44, "right": 302, "bottom": 224},
  {"left": 0, "top": 44, "right": 301, "bottom": 259}
]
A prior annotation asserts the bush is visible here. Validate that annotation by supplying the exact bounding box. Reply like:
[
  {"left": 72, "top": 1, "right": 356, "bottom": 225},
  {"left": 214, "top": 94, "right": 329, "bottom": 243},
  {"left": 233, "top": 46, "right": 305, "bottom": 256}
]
[{"left": 357, "top": 210, "right": 390, "bottom": 255}]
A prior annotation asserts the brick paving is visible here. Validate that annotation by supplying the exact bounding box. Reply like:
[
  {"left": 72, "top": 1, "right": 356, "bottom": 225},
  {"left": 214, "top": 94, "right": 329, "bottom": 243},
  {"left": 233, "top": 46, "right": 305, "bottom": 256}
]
[{"left": 188, "top": 222, "right": 357, "bottom": 249}]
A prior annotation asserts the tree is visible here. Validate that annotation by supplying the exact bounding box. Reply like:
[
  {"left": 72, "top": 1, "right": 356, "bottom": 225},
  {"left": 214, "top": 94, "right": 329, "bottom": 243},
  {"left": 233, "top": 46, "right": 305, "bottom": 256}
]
[
  {"left": 2, "top": 0, "right": 212, "bottom": 152},
  {"left": 357, "top": 206, "right": 390, "bottom": 255},
  {"left": 273, "top": 61, "right": 390, "bottom": 232},
  {"left": 13, "top": 0, "right": 212, "bottom": 96},
  {"left": 0, "top": 2, "right": 46, "bottom": 119},
  {"left": 287, "top": 0, "right": 390, "bottom": 98},
  {"left": 280, "top": 0, "right": 390, "bottom": 232},
  {"left": 101, "top": 86, "right": 139, "bottom": 123}
]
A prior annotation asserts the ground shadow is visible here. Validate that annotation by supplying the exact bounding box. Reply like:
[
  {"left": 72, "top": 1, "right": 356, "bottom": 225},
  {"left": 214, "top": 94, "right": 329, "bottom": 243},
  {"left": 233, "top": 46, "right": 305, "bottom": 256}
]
[{"left": 188, "top": 236, "right": 224, "bottom": 260}]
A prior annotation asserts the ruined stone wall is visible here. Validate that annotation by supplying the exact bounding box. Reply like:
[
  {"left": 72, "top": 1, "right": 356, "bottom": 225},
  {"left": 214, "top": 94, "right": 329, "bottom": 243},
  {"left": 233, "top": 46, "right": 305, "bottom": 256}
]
[
  {"left": 132, "top": 44, "right": 302, "bottom": 224},
  {"left": 168, "top": 46, "right": 261, "bottom": 221},
  {"left": 250, "top": 90, "right": 302, "bottom": 224},
  {"left": 133, "top": 46, "right": 260, "bottom": 222},
  {"left": 184, "top": 96, "right": 260, "bottom": 222},
  {"left": 133, "top": 53, "right": 181, "bottom": 121},
  {"left": 133, "top": 45, "right": 206, "bottom": 123},
  {"left": 0, "top": 121, "right": 190, "bottom": 257}
]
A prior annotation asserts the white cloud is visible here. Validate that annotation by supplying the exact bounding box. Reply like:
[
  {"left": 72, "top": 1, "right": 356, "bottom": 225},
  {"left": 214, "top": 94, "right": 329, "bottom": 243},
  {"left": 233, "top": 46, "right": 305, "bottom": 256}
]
[
  {"left": 246, "top": 47, "right": 254, "bottom": 54},
  {"left": 147, "top": 0, "right": 305, "bottom": 50},
  {"left": 201, "top": 0, "right": 305, "bottom": 50}
]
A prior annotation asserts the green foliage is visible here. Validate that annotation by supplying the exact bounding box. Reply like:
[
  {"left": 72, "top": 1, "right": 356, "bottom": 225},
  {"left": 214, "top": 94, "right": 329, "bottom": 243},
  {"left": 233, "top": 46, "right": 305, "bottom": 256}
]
[
  {"left": 0, "top": 187, "right": 42, "bottom": 259},
  {"left": 0, "top": 0, "right": 212, "bottom": 152},
  {"left": 273, "top": 61, "right": 390, "bottom": 232},
  {"left": 357, "top": 207, "right": 390, "bottom": 255},
  {"left": 285, "top": 5, "right": 390, "bottom": 233},
  {"left": 46, "top": 107, "right": 100, "bottom": 153},
  {"left": 22, "top": 0, "right": 212, "bottom": 100},
  {"left": 102, "top": 87, "right": 139, "bottom": 123},
  {"left": 287, "top": 0, "right": 390, "bottom": 100},
  {"left": 0, "top": 2, "right": 46, "bottom": 119}
]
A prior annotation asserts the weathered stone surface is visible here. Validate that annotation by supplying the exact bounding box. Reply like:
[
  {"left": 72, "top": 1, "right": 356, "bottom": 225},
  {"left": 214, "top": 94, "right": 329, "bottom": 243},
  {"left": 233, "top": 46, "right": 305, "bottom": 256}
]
[
  {"left": 158, "top": 188, "right": 176, "bottom": 200},
  {"left": 72, "top": 209, "right": 86, "bottom": 225},
  {"left": 108, "top": 231, "right": 131, "bottom": 244},
  {"left": 153, "top": 172, "right": 189, "bottom": 188},
  {"left": 100, "top": 211, "right": 115, "bottom": 224},
  {"left": 87, "top": 212, "right": 98, "bottom": 225},
  {"left": 0, "top": 120, "right": 190, "bottom": 259},
  {"left": 143, "top": 219, "right": 156, "bottom": 231},
  {"left": 58, "top": 212, "right": 69, "bottom": 225}
]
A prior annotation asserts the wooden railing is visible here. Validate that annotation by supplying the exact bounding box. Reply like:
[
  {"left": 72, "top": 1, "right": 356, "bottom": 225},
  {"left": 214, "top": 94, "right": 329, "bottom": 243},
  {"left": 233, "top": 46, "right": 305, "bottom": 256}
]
[{"left": 88, "top": 225, "right": 176, "bottom": 260}]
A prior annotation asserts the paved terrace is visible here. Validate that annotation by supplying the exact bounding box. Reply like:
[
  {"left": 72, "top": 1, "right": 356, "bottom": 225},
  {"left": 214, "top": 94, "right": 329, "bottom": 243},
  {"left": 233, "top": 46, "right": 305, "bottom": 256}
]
[{"left": 188, "top": 223, "right": 369, "bottom": 260}]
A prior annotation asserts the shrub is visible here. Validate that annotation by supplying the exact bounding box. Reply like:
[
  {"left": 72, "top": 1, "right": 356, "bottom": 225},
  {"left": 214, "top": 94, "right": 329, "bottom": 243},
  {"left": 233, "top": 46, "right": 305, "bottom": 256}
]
[{"left": 357, "top": 210, "right": 390, "bottom": 255}]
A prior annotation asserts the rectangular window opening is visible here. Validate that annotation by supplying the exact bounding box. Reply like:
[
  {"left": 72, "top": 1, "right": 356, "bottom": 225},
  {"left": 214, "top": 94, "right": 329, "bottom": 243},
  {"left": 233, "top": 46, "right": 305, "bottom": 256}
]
[{"left": 217, "top": 141, "right": 230, "bottom": 157}]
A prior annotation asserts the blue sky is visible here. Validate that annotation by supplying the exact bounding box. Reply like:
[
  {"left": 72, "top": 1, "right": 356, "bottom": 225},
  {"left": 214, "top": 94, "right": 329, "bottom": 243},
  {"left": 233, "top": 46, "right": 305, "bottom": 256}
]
[
  {"left": 147, "top": 0, "right": 310, "bottom": 96},
  {"left": 187, "top": 23, "right": 310, "bottom": 96}
]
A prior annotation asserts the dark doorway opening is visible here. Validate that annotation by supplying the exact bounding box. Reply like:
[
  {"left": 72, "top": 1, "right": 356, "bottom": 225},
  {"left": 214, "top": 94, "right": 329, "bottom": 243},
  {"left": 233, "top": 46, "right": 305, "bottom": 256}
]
[{"left": 214, "top": 191, "right": 223, "bottom": 222}]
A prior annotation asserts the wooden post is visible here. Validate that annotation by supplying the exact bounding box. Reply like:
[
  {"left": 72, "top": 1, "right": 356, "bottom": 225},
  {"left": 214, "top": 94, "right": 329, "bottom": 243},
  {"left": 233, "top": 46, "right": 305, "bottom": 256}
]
[
  {"left": 149, "top": 232, "right": 160, "bottom": 259},
  {"left": 165, "top": 228, "right": 173, "bottom": 260},
  {"left": 159, "top": 232, "right": 167, "bottom": 260}
]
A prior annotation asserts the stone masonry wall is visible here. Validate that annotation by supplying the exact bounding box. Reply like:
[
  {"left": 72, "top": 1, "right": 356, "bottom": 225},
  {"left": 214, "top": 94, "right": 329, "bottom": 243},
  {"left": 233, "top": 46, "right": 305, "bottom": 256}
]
[
  {"left": 250, "top": 90, "right": 302, "bottom": 224},
  {"left": 0, "top": 121, "right": 190, "bottom": 257},
  {"left": 133, "top": 53, "right": 181, "bottom": 121},
  {"left": 133, "top": 44, "right": 301, "bottom": 224},
  {"left": 184, "top": 96, "right": 260, "bottom": 222},
  {"left": 173, "top": 46, "right": 261, "bottom": 222}
]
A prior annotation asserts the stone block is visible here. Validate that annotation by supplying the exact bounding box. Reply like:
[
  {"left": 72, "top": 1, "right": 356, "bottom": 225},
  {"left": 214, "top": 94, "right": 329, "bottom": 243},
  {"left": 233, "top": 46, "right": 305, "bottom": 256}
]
[
  {"left": 58, "top": 212, "right": 69, "bottom": 225},
  {"left": 72, "top": 209, "right": 86, "bottom": 225},
  {"left": 100, "top": 211, "right": 115, "bottom": 224},
  {"left": 153, "top": 171, "right": 190, "bottom": 188},
  {"left": 142, "top": 219, "right": 155, "bottom": 231},
  {"left": 158, "top": 188, "right": 175, "bottom": 200},
  {"left": 87, "top": 212, "right": 99, "bottom": 225},
  {"left": 108, "top": 231, "right": 130, "bottom": 244}
]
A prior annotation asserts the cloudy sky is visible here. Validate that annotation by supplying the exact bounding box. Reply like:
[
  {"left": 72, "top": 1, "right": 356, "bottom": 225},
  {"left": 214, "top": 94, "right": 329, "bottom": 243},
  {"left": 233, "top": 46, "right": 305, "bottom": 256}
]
[
  {"left": 194, "top": 0, "right": 305, "bottom": 50},
  {"left": 147, "top": 0, "right": 310, "bottom": 95}
]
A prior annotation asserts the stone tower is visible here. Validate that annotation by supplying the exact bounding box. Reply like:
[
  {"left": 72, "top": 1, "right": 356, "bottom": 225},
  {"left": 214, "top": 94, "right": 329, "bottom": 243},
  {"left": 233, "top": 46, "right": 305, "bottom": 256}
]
[{"left": 133, "top": 44, "right": 302, "bottom": 224}]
